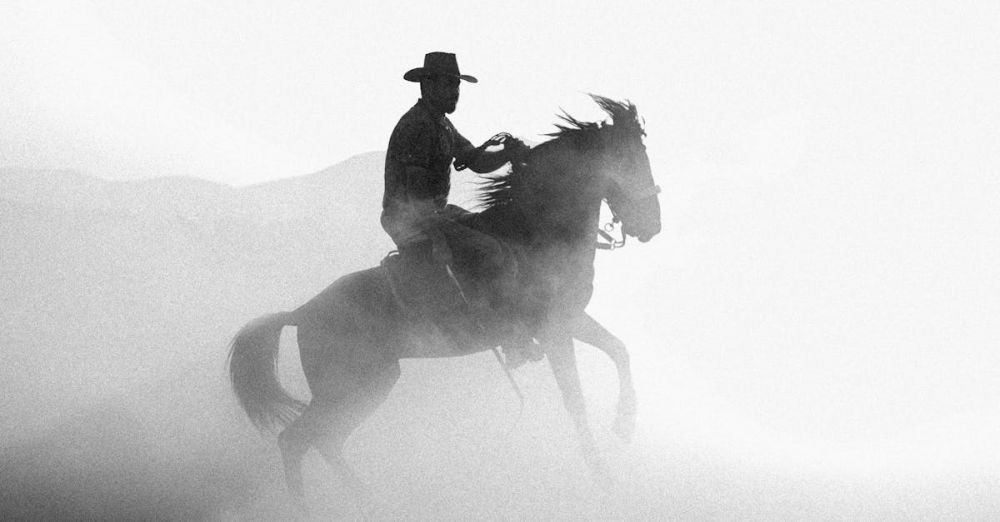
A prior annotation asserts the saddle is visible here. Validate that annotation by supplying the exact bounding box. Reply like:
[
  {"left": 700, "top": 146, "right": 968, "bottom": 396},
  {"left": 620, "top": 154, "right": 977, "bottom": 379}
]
[{"left": 380, "top": 240, "right": 536, "bottom": 355}]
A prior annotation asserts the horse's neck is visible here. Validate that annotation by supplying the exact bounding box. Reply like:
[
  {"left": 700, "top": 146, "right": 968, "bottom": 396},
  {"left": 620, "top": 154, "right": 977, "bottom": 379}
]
[
  {"left": 515, "top": 156, "right": 603, "bottom": 316},
  {"left": 522, "top": 157, "right": 603, "bottom": 246}
]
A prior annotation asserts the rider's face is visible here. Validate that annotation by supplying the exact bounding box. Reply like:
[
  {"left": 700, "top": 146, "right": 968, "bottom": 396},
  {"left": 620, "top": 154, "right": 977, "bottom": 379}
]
[{"left": 423, "top": 75, "right": 460, "bottom": 114}]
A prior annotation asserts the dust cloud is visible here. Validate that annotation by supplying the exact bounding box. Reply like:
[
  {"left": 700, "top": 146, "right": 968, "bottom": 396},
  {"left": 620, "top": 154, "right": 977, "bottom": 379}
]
[{"left": 4, "top": 143, "right": 1000, "bottom": 520}]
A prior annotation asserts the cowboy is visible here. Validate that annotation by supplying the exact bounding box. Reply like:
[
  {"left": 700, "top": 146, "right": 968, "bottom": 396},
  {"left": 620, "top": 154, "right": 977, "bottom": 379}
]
[
  {"left": 382, "top": 52, "right": 533, "bottom": 365},
  {"left": 382, "top": 52, "right": 524, "bottom": 258}
]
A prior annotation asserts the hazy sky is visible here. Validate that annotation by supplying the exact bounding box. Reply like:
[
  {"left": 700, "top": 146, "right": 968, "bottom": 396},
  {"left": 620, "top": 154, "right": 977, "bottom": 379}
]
[{"left": 4, "top": 1, "right": 997, "bottom": 186}]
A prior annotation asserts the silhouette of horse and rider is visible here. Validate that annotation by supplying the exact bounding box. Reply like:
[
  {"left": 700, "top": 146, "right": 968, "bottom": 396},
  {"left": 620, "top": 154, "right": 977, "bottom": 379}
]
[{"left": 229, "top": 52, "right": 662, "bottom": 506}]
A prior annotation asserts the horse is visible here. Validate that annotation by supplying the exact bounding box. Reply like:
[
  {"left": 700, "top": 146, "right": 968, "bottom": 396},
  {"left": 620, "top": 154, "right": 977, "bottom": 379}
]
[{"left": 228, "top": 95, "right": 662, "bottom": 506}]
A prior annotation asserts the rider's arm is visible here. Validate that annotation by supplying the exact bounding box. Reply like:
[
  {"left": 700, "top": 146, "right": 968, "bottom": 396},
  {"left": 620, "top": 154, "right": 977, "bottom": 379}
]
[{"left": 453, "top": 131, "right": 526, "bottom": 174}]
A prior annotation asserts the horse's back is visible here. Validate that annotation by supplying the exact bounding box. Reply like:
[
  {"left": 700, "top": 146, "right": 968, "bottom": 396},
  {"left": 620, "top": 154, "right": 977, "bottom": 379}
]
[
  {"left": 295, "top": 265, "right": 409, "bottom": 359},
  {"left": 296, "top": 266, "right": 397, "bottom": 322}
]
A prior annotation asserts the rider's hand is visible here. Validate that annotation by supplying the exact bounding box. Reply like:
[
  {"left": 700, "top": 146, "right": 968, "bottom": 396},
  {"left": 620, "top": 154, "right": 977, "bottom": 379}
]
[
  {"left": 503, "top": 137, "right": 529, "bottom": 163},
  {"left": 504, "top": 137, "right": 528, "bottom": 163}
]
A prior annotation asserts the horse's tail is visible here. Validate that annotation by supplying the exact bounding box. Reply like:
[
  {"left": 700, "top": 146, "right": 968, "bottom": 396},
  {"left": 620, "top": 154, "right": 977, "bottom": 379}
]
[{"left": 227, "top": 312, "right": 306, "bottom": 433}]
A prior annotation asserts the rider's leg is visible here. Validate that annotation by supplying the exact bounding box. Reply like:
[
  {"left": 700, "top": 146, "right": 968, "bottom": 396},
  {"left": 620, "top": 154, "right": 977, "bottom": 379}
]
[
  {"left": 435, "top": 217, "right": 536, "bottom": 365},
  {"left": 435, "top": 218, "right": 506, "bottom": 281}
]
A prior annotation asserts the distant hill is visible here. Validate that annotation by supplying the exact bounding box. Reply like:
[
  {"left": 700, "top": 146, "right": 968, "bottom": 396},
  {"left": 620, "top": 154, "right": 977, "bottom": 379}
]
[
  {"left": 0, "top": 153, "right": 399, "bottom": 518},
  {"left": 0, "top": 150, "right": 386, "bottom": 222}
]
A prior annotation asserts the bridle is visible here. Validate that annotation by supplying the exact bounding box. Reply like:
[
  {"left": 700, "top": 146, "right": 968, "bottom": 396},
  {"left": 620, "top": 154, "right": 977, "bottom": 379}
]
[
  {"left": 596, "top": 217, "right": 626, "bottom": 250},
  {"left": 598, "top": 181, "right": 660, "bottom": 251}
]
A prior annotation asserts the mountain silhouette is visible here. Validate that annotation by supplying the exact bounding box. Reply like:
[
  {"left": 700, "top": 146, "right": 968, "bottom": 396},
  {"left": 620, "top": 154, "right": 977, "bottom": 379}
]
[{"left": 1, "top": 150, "right": 385, "bottom": 220}]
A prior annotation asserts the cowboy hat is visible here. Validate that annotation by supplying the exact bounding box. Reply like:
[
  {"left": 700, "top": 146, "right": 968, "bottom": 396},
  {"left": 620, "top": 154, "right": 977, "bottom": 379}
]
[{"left": 403, "top": 52, "right": 478, "bottom": 83}]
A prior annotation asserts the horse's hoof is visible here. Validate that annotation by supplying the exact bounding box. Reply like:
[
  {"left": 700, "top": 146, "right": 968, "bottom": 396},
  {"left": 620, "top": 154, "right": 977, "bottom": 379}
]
[
  {"left": 613, "top": 414, "right": 636, "bottom": 442},
  {"left": 592, "top": 463, "right": 616, "bottom": 491},
  {"left": 356, "top": 496, "right": 377, "bottom": 521}
]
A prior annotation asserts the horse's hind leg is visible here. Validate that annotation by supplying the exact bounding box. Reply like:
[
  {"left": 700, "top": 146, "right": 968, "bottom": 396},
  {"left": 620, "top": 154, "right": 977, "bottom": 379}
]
[
  {"left": 276, "top": 322, "right": 339, "bottom": 501},
  {"left": 312, "top": 363, "right": 400, "bottom": 504},
  {"left": 573, "top": 313, "right": 637, "bottom": 441},
  {"left": 277, "top": 401, "right": 330, "bottom": 499},
  {"left": 276, "top": 360, "right": 399, "bottom": 513}
]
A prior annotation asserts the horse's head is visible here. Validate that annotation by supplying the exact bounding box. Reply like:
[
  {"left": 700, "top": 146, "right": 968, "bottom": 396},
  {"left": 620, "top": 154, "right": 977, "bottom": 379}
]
[
  {"left": 591, "top": 97, "right": 662, "bottom": 243},
  {"left": 481, "top": 96, "right": 661, "bottom": 244}
]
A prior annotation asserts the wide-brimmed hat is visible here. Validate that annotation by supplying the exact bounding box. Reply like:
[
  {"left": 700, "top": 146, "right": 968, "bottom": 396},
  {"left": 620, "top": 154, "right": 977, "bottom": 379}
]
[{"left": 403, "top": 52, "right": 478, "bottom": 83}]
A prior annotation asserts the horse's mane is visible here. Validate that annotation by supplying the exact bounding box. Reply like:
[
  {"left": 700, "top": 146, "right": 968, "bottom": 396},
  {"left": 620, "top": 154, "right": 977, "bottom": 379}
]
[{"left": 477, "top": 95, "right": 643, "bottom": 212}]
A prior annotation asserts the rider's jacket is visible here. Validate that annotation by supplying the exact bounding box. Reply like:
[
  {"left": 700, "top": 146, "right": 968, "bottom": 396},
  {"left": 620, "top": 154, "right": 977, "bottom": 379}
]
[{"left": 382, "top": 98, "right": 472, "bottom": 247}]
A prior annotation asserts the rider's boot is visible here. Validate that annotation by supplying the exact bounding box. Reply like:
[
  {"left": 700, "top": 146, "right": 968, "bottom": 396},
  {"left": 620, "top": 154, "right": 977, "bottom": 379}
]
[{"left": 497, "top": 317, "right": 542, "bottom": 369}]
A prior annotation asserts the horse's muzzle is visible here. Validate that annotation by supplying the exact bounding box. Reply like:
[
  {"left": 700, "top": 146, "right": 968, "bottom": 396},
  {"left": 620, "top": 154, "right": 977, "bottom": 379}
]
[{"left": 625, "top": 222, "right": 660, "bottom": 243}]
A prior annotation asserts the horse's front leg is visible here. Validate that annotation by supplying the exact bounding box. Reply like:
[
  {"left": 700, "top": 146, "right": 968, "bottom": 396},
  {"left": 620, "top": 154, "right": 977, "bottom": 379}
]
[
  {"left": 546, "top": 335, "right": 612, "bottom": 487},
  {"left": 573, "top": 313, "right": 636, "bottom": 441}
]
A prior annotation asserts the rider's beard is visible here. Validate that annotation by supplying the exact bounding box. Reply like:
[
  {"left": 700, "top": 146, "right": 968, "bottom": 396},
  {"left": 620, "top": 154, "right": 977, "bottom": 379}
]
[
  {"left": 425, "top": 95, "right": 457, "bottom": 116},
  {"left": 440, "top": 98, "right": 458, "bottom": 114}
]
